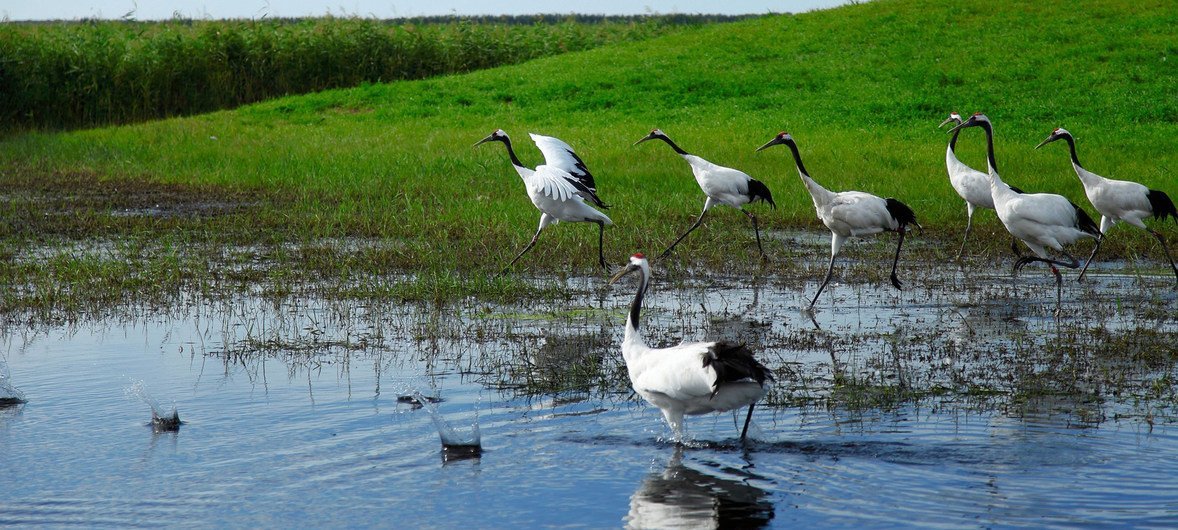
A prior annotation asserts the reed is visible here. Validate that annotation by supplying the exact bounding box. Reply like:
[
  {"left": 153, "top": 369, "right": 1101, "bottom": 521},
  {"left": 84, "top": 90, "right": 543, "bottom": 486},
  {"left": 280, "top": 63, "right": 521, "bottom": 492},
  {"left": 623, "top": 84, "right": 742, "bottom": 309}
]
[{"left": 0, "top": 15, "right": 705, "bottom": 131}]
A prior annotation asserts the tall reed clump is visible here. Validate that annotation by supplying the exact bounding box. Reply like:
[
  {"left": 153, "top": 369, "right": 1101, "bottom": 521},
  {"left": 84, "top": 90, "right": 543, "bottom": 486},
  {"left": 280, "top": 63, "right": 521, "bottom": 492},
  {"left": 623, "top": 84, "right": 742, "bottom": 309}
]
[{"left": 0, "top": 16, "right": 705, "bottom": 131}]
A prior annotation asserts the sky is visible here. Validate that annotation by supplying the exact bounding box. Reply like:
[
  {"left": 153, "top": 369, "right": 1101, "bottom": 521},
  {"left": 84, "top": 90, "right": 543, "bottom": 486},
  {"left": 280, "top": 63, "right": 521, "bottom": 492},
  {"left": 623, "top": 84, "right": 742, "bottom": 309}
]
[{"left": 3, "top": 1, "right": 849, "bottom": 21}]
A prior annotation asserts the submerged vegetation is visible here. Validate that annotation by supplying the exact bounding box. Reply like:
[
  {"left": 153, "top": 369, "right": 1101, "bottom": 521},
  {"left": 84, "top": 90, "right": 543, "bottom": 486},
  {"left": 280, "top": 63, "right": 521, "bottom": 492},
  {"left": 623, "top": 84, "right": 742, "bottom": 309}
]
[{"left": 0, "top": 1, "right": 1175, "bottom": 421}]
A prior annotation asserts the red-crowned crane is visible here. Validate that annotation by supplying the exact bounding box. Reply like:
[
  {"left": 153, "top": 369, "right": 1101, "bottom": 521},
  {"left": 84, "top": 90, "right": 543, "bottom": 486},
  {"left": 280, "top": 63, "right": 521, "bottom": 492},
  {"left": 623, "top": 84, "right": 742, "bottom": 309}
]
[
  {"left": 948, "top": 114, "right": 1100, "bottom": 313},
  {"left": 609, "top": 253, "right": 774, "bottom": 443},
  {"left": 634, "top": 129, "right": 776, "bottom": 260},
  {"left": 1035, "top": 127, "right": 1177, "bottom": 283},
  {"left": 940, "top": 112, "right": 1026, "bottom": 260},
  {"left": 476, "top": 129, "right": 612, "bottom": 271},
  {"left": 756, "top": 132, "right": 919, "bottom": 312}
]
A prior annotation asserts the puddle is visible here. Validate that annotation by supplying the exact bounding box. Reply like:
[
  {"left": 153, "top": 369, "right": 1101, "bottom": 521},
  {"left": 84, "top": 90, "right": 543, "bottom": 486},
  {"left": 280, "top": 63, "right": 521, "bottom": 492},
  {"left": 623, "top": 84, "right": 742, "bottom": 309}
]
[{"left": 0, "top": 264, "right": 1175, "bottom": 527}]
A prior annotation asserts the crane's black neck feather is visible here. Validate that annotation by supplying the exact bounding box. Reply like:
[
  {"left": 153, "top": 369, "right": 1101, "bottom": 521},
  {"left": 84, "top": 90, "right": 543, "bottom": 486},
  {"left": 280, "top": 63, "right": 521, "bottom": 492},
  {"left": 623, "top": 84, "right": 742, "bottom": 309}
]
[
  {"left": 1148, "top": 189, "right": 1177, "bottom": 222},
  {"left": 885, "top": 198, "right": 917, "bottom": 228},
  {"left": 702, "top": 341, "right": 773, "bottom": 397},
  {"left": 979, "top": 121, "right": 998, "bottom": 174},
  {"left": 948, "top": 125, "right": 961, "bottom": 152},
  {"left": 1061, "top": 134, "right": 1083, "bottom": 169},
  {"left": 783, "top": 140, "right": 811, "bottom": 179},
  {"left": 628, "top": 270, "right": 647, "bottom": 333},
  {"left": 501, "top": 137, "right": 525, "bottom": 168},
  {"left": 747, "top": 178, "right": 776, "bottom": 208},
  {"left": 654, "top": 135, "right": 689, "bottom": 156}
]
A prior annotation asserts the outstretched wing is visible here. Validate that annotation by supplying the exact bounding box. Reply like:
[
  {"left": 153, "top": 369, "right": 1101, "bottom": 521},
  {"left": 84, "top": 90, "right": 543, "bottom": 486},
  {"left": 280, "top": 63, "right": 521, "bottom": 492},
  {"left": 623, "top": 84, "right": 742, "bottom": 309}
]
[
  {"left": 530, "top": 165, "right": 588, "bottom": 204},
  {"left": 530, "top": 133, "right": 609, "bottom": 209}
]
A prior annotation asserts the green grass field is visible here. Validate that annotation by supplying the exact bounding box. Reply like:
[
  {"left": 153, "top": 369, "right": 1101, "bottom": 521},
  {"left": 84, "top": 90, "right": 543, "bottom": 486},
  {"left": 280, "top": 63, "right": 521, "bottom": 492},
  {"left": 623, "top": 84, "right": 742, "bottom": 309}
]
[{"left": 1, "top": 0, "right": 1176, "bottom": 313}]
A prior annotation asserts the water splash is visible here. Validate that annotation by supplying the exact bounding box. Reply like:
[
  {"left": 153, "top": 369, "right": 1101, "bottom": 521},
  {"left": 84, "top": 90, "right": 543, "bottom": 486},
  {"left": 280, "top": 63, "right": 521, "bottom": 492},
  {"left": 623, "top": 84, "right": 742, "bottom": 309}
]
[
  {"left": 411, "top": 390, "right": 481, "bottom": 459},
  {"left": 124, "top": 380, "right": 181, "bottom": 431},
  {"left": 0, "top": 361, "right": 27, "bottom": 406}
]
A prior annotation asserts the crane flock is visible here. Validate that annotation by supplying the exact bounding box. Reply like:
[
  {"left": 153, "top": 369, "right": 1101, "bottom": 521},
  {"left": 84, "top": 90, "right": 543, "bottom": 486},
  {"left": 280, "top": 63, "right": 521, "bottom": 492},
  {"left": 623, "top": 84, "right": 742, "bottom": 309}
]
[{"left": 478, "top": 118, "right": 1174, "bottom": 441}]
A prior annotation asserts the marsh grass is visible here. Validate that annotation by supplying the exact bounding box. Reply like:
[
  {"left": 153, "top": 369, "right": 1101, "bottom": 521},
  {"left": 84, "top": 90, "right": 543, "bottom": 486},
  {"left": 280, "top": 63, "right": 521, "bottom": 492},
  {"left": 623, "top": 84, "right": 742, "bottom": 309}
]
[{"left": 2, "top": 0, "right": 1176, "bottom": 317}]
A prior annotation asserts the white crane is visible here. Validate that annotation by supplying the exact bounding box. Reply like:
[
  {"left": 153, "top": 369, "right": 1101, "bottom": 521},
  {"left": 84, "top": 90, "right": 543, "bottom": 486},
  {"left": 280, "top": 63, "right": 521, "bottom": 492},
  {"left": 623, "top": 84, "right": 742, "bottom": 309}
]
[
  {"left": 609, "top": 252, "right": 774, "bottom": 443},
  {"left": 947, "top": 114, "right": 1100, "bottom": 312},
  {"left": 756, "top": 132, "right": 919, "bottom": 311},
  {"left": 634, "top": 129, "right": 776, "bottom": 259},
  {"left": 940, "top": 112, "right": 1026, "bottom": 260},
  {"left": 1035, "top": 127, "right": 1178, "bottom": 283},
  {"left": 476, "top": 129, "right": 613, "bottom": 271}
]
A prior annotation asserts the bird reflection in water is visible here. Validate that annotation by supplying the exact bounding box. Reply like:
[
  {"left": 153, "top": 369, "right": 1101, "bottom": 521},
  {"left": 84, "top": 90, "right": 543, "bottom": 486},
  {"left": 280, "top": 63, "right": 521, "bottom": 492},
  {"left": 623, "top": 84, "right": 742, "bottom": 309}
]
[{"left": 626, "top": 448, "right": 774, "bottom": 529}]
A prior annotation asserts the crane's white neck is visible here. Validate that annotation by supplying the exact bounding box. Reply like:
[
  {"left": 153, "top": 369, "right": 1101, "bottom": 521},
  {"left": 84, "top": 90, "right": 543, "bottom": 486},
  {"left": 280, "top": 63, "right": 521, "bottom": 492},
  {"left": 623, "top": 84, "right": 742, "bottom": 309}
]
[{"left": 783, "top": 141, "right": 834, "bottom": 206}]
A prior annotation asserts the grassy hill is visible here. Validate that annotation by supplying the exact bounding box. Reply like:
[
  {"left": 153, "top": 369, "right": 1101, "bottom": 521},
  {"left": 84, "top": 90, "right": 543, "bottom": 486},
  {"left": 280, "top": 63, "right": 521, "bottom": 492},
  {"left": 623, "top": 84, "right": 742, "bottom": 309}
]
[{"left": 1, "top": 0, "right": 1175, "bottom": 307}]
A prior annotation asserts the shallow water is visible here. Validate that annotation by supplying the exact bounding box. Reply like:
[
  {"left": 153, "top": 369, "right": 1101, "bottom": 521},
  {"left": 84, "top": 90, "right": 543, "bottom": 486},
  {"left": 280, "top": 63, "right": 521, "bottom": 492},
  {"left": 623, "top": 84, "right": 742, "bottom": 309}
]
[{"left": 1, "top": 265, "right": 1175, "bottom": 527}]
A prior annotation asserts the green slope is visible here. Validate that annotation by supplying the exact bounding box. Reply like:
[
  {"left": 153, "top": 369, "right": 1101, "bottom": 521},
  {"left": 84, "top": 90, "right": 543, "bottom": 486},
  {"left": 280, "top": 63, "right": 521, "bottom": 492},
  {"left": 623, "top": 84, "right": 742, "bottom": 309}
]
[{"left": 3, "top": 0, "right": 1176, "bottom": 275}]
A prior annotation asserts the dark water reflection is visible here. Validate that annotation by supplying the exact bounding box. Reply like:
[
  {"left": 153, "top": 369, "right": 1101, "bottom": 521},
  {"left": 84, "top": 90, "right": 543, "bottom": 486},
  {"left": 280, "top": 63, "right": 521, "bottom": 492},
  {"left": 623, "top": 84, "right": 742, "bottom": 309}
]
[{"left": 627, "top": 447, "right": 774, "bottom": 528}]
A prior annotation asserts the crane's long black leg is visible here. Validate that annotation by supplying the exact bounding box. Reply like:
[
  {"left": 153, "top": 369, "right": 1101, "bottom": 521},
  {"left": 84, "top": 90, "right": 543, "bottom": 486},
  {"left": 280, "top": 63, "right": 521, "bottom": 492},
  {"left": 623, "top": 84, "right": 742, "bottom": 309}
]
[
  {"left": 741, "top": 209, "right": 767, "bottom": 260},
  {"left": 889, "top": 227, "right": 907, "bottom": 290},
  {"left": 1014, "top": 253, "right": 1079, "bottom": 315},
  {"left": 504, "top": 226, "right": 543, "bottom": 272},
  {"left": 740, "top": 403, "right": 756, "bottom": 442},
  {"left": 1010, "top": 237, "right": 1023, "bottom": 258},
  {"left": 659, "top": 208, "right": 708, "bottom": 260},
  {"left": 1077, "top": 235, "right": 1104, "bottom": 282},
  {"left": 808, "top": 252, "right": 837, "bottom": 310},
  {"left": 1051, "top": 264, "right": 1063, "bottom": 316},
  {"left": 955, "top": 215, "right": 973, "bottom": 262},
  {"left": 1149, "top": 230, "right": 1178, "bottom": 284},
  {"left": 1015, "top": 252, "right": 1081, "bottom": 274},
  {"left": 595, "top": 220, "right": 608, "bottom": 271}
]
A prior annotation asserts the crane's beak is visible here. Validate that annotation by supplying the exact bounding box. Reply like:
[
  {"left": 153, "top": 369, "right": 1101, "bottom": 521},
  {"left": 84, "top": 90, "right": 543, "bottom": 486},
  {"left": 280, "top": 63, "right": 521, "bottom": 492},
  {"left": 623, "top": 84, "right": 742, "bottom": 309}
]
[
  {"left": 945, "top": 120, "right": 970, "bottom": 135},
  {"left": 632, "top": 133, "right": 656, "bottom": 146},
  {"left": 937, "top": 117, "right": 958, "bottom": 129},
  {"left": 473, "top": 134, "right": 497, "bottom": 147},
  {"left": 755, "top": 136, "right": 786, "bottom": 152},
  {"left": 1034, "top": 135, "right": 1059, "bottom": 150},
  {"left": 608, "top": 264, "right": 638, "bottom": 285}
]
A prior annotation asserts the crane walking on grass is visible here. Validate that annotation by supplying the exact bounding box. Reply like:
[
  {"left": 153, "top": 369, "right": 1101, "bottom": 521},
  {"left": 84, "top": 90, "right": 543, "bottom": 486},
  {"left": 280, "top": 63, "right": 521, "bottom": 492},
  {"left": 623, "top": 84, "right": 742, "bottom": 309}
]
[
  {"left": 940, "top": 112, "right": 1025, "bottom": 260},
  {"left": 948, "top": 114, "right": 1100, "bottom": 313},
  {"left": 609, "top": 252, "right": 774, "bottom": 443},
  {"left": 756, "top": 131, "right": 919, "bottom": 312},
  {"left": 476, "top": 129, "right": 613, "bottom": 271},
  {"left": 634, "top": 129, "right": 776, "bottom": 260},
  {"left": 1035, "top": 127, "right": 1178, "bottom": 283}
]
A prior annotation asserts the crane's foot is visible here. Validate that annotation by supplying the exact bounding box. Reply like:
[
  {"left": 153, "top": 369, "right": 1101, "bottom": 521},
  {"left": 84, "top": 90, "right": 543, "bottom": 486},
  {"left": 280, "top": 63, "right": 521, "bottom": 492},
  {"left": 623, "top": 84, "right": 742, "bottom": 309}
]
[{"left": 890, "top": 274, "right": 902, "bottom": 290}]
